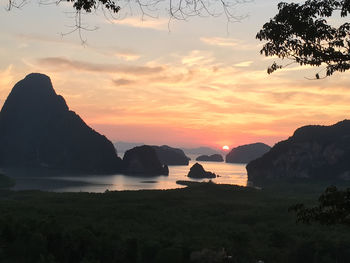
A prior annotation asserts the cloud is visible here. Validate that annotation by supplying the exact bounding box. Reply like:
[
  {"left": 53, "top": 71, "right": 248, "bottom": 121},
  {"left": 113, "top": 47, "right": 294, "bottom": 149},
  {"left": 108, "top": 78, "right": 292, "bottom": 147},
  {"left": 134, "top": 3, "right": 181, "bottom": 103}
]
[
  {"left": 147, "top": 68, "right": 197, "bottom": 84},
  {"left": 200, "top": 37, "right": 258, "bottom": 50},
  {"left": 0, "top": 65, "right": 15, "bottom": 106},
  {"left": 110, "top": 17, "right": 169, "bottom": 30},
  {"left": 234, "top": 61, "right": 253, "bottom": 67},
  {"left": 181, "top": 50, "right": 216, "bottom": 66},
  {"left": 200, "top": 37, "right": 239, "bottom": 47},
  {"left": 36, "top": 57, "right": 165, "bottom": 75},
  {"left": 16, "top": 33, "right": 67, "bottom": 44},
  {"left": 113, "top": 78, "right": 136, "bottom": 86},
  {"left": 114, "top": 52, "right": 140, "bottom": 61},
  {"left": 16, "top": 33, "right": 141, "bottom": 62},
  {"left": 0, "top": 65, "right": 13, "bottom": 85},
  {"left": 14, "top": 42, "right": 350, "bottom": 149}
]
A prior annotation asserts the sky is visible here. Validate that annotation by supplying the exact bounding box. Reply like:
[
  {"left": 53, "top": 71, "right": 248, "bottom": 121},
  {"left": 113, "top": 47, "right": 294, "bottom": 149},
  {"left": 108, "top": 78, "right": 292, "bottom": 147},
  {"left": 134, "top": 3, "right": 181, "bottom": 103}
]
[{"left": 1, "top": 0, "right": 350, "bottom": 150}]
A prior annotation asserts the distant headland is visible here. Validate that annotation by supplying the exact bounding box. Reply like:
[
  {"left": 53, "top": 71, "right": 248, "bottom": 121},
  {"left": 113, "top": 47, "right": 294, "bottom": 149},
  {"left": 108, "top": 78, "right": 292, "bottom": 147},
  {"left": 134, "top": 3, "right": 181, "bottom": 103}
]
[{"left": 247, "top": 120, "right": 350, "bottom": 184}]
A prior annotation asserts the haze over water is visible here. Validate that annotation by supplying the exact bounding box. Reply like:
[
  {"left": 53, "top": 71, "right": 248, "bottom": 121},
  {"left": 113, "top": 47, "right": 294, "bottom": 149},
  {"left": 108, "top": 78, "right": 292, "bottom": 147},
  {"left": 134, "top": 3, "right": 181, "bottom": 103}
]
[{"left": 10, "top": 157, "right": 247, "bottom": 192}]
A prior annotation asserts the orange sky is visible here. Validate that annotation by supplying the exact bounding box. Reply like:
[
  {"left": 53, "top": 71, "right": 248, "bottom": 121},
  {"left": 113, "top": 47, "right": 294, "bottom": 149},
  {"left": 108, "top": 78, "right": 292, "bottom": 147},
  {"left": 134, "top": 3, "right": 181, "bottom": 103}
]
[{"left": 1, "top": 1, "right": 350, "bottom": 149}]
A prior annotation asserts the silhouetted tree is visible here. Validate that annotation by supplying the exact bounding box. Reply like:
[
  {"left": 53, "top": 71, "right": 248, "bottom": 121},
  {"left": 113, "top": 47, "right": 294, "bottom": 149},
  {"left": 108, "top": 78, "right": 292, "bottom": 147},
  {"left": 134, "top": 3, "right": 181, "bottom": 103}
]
[
  {"left": 290, "top": 186, "right": 350, "bottom": 225},
  {"left": 6, "top": 0, "right": 251, "bottom": 42},
  {"left": 257, "top": 0, "right": 350, "bottom": 78},
  {"left": 7, "top": 0, "right": 120, "bottom": 12},
  {"left": 7, "top": 0, "right": 250, "bottom": 26}
]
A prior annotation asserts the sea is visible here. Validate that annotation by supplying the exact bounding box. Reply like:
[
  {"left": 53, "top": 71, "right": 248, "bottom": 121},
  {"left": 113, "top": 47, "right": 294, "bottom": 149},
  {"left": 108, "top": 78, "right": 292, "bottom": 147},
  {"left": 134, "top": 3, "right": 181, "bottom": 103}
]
[{"left": 8, "top": 154, "right": 248, "bottom": 192}]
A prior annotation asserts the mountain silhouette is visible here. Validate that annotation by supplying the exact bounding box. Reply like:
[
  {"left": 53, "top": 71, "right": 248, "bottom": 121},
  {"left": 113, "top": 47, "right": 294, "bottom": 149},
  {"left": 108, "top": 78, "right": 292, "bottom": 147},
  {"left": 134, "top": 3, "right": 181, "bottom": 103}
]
[
  {"left": 196, "top": 154, "right": 223, "bottom": 162},
  {"left": 247, "top": 120, "right": 350, "bottom": 184},
  {"left": 0, "top": 73, "right": 122, "bottom": 173},
  {"left": 152, "top": 145, "right": 190, "bottom": 165},
  {"left": 182, "top": 147, "right": 219, "bottom": 155},
  {"left": 225, "top": 143, "right": 271, "bottom": 164}
]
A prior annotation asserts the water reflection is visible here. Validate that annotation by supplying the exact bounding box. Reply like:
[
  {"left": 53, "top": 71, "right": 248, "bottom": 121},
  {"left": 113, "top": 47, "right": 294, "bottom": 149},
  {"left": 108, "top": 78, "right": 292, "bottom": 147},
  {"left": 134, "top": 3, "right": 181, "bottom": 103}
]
[{"left": 6, "top": 160, "right": 247, "bottom": 192}]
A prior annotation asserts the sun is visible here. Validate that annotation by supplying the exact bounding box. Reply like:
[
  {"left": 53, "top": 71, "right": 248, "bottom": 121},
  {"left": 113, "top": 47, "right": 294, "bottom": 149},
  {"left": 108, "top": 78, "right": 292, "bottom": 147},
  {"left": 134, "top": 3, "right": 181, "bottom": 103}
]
[{"left": 222, "top": 145, "right": 230, "bottom": 151}]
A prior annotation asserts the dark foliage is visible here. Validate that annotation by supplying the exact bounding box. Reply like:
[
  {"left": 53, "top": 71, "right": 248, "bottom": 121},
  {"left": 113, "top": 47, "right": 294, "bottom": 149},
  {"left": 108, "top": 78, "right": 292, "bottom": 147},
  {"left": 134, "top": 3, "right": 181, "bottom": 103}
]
[
  {"left": 1, "top": 182, "right": 350, "bottom": 262},
  {"left": 291, "top": 186, "right": 350, "bottom": 225},
  {"left": 7, "top": 0, "right": 120, "bottom": 14},
  {"left": 69, "top": 0, "right": 121, "bottom": 13},
  {"left": 0, "top": 174, "right": 15, "bottom": 189},
  {"left": 257, "top": 0, "right": 350, "bottom": 77}
]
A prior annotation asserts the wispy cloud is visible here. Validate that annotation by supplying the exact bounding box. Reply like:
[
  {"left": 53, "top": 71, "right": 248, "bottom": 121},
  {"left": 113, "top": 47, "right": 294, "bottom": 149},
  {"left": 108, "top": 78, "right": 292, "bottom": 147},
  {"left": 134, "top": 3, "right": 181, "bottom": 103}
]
[
  {"left": 114, "top": 51, "right": 140, "bottom": 61},
  {"left": 0, "top": 65, "right": 13, "bottom": 84},
  {"left": 16, "top": 33, "right": 68, "bottom": 44},
  {"left": 36, "top": 57, "right": 165, "bottom": 75},
  {"left": 10, "top": 44, "right": 350, "bottom": 149},
  {"left": 200, "top": 37, "right": 258, "bottom": 50},
  {"left": 181, "top": 50, "right": 216, "bottom": 67},
  {"left": 113, "top": 78, "right": 136, "bottom": 86},
  {"left": 16, "top": 33, "right": 141, "bottom": 62},
  {"left": 234, "top": 61, "right": 253, "bottom": 67},
  {"left": 200, "top": 37, "right": 239, "bottom": 47},
  {"left": 0, "top": 65, "right": 15, "bottom": 106},
  {"left": 110, "top": 17, "right": 169, "bottom": 31}
]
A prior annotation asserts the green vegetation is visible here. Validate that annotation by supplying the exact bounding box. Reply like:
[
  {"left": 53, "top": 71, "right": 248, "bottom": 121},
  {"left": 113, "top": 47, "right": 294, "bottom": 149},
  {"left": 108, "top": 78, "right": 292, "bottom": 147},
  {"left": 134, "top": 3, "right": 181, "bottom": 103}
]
[
  {"left": 0, "top": 174, "right": 15, "bottom": 189},
  {"left": 0, "top": 181, "right": 350, "bottom": 263},
  {"left": 292, "top": 185, "right": 350, "bottom": 226}
]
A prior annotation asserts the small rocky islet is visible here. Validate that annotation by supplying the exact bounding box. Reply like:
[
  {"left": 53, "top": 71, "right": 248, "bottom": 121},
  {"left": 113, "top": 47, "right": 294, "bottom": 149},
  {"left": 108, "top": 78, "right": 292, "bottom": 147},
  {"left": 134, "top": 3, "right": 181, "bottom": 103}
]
[{"left": 187, "top": 163, "right": 217, "bottom": 179}]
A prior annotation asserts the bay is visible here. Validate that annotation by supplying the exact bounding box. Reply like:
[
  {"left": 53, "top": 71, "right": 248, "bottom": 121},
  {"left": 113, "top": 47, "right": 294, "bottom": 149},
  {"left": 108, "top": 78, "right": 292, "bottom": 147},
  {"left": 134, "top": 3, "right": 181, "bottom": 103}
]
[{"left": 8, "top": 156, "right": 247, "bottom": 192}]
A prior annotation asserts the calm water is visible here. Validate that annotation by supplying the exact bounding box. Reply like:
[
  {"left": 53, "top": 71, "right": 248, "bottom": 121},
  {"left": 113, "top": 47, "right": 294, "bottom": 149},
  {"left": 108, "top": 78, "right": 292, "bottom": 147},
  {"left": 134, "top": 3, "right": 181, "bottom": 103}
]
[{"left": 8, "top": 156, "right": 247, "bottom": 192}]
